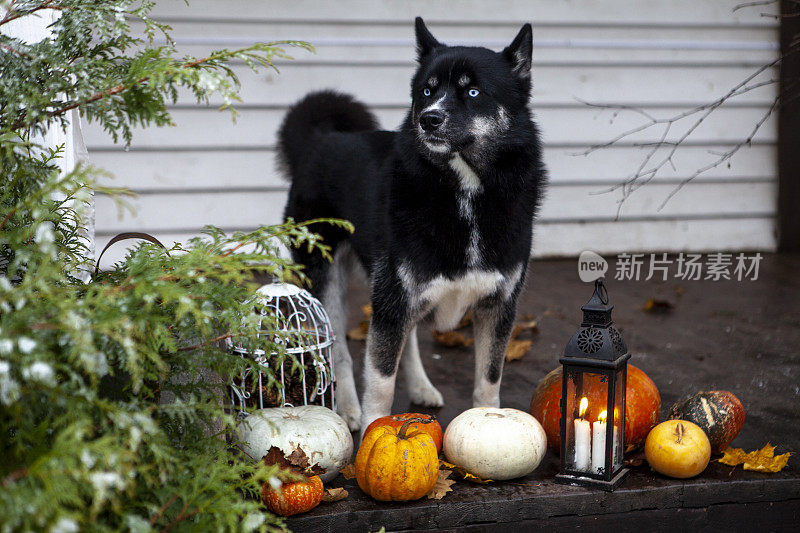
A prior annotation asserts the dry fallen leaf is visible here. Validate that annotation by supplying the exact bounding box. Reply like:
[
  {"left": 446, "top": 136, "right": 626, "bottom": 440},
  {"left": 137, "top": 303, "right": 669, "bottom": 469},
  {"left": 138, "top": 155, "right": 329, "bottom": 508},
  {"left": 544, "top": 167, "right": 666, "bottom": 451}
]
[
  {"left": 321, "top": 487, "right": 349, "bottom": 502},
  {"left": 426, "top": 469, "right": 455, "bottom": 500},
  {"left": 263, "top": 445, "right": 326, "bottom": 477},
  {"left": 456, "top": 310, "right": 473, "bottom": 330},
  {"left": 440, "top": 459, "right": 492, "bottom": 484},
  {"left": 718, "top": 444, "right": 792, "bottom": 473},
  {"left": 339, "top": 463, "right": 356, "bottom": 480},
  {"left": 432, "top": 330, "right": 474, "bottom": 348},
  {"left": 346, "top": 305, "right": 373, "bottom": 341},
  {"left": 505, "top": 339, "right": 532, "bottom": 362},
  {"left": 347, "top": 323, "right": 368, "bottom": 341},
  {"left": 510, "top": 319, "right": 539, "bottom": 340},
  {"left": 643, "top": 298, "right": 674, "bottom": 313}
]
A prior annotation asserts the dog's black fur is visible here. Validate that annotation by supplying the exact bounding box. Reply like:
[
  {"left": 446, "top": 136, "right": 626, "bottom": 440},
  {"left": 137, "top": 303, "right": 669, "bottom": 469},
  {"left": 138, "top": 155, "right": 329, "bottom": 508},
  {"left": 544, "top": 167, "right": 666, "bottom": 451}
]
[{"left": 280, "top": 18, "right": 546, "bottom": 432}]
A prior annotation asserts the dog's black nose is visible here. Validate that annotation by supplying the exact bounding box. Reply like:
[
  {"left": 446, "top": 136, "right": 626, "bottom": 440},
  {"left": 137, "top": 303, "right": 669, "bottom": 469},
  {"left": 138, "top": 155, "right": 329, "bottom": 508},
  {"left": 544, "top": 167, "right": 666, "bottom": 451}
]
[{"left": 420, "top": 110, "right": 445, "bottom": 132}]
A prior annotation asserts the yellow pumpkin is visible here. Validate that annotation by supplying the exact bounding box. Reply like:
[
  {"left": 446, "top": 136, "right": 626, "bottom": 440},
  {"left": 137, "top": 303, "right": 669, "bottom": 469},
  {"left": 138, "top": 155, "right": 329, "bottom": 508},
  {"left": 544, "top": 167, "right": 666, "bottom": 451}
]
[
  {"left": 355, "top": 418, "right": 439, "bottom": 501},
  {"left": 645, "top": 420, "right": 711, "bottom": 479}
]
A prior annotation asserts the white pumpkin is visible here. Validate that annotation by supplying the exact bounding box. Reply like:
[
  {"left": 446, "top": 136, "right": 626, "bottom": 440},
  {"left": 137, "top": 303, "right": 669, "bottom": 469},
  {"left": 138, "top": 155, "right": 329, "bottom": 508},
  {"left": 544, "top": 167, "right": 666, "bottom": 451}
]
[
  {"left": 237, "top": 405, "right": 353, "bottom": 483},
  {"left": 443, "top": 407, "right": 547, "bottom": 480}
]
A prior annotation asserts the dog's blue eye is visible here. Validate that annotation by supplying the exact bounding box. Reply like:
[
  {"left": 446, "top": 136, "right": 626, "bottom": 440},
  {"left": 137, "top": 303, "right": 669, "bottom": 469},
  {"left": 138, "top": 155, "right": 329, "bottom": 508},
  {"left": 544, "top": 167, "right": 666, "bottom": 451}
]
[
  {"left": 423, "top": 87, "right": 432, "bottom": 97},
  {"left": 468, "top": 88, "right": 480, "bottom": 97}
]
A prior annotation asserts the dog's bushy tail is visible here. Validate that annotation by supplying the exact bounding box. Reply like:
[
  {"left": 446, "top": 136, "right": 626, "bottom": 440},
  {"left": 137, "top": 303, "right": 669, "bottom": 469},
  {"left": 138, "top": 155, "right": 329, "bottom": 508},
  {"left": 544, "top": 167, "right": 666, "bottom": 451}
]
[{"left": 277, "top": 90, "right": 378, "bottom": 180}]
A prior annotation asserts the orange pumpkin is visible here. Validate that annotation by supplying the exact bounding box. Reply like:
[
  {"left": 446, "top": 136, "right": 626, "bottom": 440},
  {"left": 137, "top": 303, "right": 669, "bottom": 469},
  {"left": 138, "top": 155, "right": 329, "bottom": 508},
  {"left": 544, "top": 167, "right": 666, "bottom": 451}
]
[
  {"left": 364, "top": 413, "right": 443, "bottom": 453},
  {"left": 530, "top": 364, "right": 661, "bottom": 453},
  {"left": 262, "top": 475, "right": 323, "bottom": 516},
  {"left": 355, "top": 418, "right": 439, "bottom": 501}
]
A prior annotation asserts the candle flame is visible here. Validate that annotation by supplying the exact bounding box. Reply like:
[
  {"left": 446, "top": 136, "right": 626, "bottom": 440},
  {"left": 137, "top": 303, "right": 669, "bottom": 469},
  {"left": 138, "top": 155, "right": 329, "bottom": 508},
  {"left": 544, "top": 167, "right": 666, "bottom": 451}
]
[
  {"left": 579, "top": 397, "right": 588, "bottom": 418},
  {"left": 598, "top": 410, "right": 607, "bottom": 423}
]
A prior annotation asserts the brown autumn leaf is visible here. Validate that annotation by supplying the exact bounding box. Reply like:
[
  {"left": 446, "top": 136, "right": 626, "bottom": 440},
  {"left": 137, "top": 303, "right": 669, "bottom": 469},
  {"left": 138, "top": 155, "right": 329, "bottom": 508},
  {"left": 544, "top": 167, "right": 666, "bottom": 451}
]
[
  {"left": 321, "top": 487, "right": 349, "bottom": 502},
  {"left": 347, "top": 322, "right": 368, "bottom": 341},
  {"left": 456, "top": 310, "right": 473, "bottom": 330},
  {"left": 339, "top": 463, "right": 356, "bottom": 480},
  {"left": 505, "top": 339, "right": 532, "bottom": 362},
  {"left": 346, "top": 304, "right": 373, "bottom": 341},
  {"left": 262, "top": 446, "right": 292, "bottom": 470},
  {"left": 643, "top": 297, "right": 674, "bottom": 313},
  {"left": 440, "top": 459, "right": 492, "bottom": 484},
  {"left": 432, "top": 330, "right": 474, "bottom": 348},
  {"left": 510, "top": 318, "right": 539, "bottom": 340},
  {"left": 426, "top": 469, "right": 455, "bottom": 500},
  {"left": 718, "top": 444, "right": 792, "bottom": 473},
  {"left": 263, "top": 445, "right": 326, "bottom": 477}
]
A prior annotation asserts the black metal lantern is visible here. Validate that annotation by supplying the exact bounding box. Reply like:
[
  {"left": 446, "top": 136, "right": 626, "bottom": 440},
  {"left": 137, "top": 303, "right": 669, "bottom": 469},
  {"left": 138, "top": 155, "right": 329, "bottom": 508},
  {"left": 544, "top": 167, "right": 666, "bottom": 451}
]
[{"left": 555, "top": 278, "right": 630, "bottom": 491}]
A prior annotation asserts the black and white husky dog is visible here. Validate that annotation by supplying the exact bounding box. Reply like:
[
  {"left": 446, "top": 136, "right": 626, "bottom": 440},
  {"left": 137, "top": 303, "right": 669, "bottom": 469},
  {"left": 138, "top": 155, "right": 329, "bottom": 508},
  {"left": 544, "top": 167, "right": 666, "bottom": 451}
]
[{"left": 279, "top": 18, "right": 546, "bottom": 433}]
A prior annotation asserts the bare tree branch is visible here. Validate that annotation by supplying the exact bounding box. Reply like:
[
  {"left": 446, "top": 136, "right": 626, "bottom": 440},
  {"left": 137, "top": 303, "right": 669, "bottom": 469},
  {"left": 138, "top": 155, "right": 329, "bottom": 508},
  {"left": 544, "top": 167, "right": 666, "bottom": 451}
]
[
  {"left": 733, "top": 0, "right": 778, "bottom": 13},
  {"left": 576, "top": 2, "right": 800, "bottom": 216},
  {"left": 579, "top": 53, "right": 784, "bottom": 215}
]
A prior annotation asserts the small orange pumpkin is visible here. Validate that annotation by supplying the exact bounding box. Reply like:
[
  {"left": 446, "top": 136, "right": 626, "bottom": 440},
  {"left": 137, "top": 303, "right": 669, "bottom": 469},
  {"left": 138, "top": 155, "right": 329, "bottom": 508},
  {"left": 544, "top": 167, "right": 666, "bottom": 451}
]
[
  {"left": 364, "top": 413, "right": 443, "bottom": 453},
  {"left": 262, "top": 475, "right": 323, "bottom": 516},
  {"left": 356, "top": 418, "right": 439, "bottom": 501}
]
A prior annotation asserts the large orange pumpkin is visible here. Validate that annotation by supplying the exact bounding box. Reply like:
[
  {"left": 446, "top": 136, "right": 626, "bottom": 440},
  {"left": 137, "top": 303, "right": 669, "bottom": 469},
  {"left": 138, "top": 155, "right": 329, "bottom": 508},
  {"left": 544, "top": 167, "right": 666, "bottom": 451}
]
[
  {"left": 364, "top": 413, "right": 443, "bottom": 453},
  {"left": 355, "top": 418, "right": 439, "bottom": 501},
  {"left": 530, "top": 364, "right": 661, "bottom": 453},
  {"left": 262, "top": 474, "right": 323, "bottom": 516}
]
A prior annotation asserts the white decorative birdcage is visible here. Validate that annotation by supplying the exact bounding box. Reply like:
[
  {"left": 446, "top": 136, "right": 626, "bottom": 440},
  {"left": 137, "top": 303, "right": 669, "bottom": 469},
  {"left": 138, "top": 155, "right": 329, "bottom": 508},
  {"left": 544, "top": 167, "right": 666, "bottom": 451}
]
[{"left": 229, "top": 281, "right": 335, "bottom": 418}]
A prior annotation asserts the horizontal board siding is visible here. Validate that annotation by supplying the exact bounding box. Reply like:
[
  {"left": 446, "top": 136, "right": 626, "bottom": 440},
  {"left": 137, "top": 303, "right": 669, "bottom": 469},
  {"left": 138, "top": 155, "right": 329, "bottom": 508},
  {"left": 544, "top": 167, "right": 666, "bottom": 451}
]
[
  {"left": 84, "top": 106, "right": 778, "bottom": 149},
  {"left": 94, "top": 181, "right": 776, "bottom": 233},
  {"left": 90, "top": 145, "right": 776, "bottom": 191},
  {"left": 89, "top": 0, "right": 779, "bottom": 257},
  {"left": 131, "top": 24, "right": 778, "bottom": 67},
  {"left": 94, "top": 217, "right": 776, "bottom": 268},
  {"left": 138, "top": 21, "right": 778, "bottom": 44},
  {"left": 149, "top": 1, "right": 778, "bottom": 27},
  {"left": 532, "top": 218, "right": 776, "bottom": 257},
  {"left": 168, "top": 64, "right": 778, "bottom": 107}
]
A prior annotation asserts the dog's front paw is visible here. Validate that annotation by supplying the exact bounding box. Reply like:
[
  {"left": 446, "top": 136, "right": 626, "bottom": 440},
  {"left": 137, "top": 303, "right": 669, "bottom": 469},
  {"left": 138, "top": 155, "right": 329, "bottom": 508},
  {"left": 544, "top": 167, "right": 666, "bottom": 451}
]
[
  {"left": 410, "top": 383, "right": 445, "bottom": 407},
  {"left": 336, "top": 400, "right": 362, "bottom": 432}
]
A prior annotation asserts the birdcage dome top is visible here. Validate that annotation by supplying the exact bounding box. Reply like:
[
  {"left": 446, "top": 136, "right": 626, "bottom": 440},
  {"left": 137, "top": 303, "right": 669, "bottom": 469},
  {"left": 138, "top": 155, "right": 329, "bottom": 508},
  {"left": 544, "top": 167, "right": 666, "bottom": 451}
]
[
  {"left": 230, "top": 281, "right": 334, "bottom": 357},
  {"left": 256, "top": 280, "right": 303, "bottom": 298}
]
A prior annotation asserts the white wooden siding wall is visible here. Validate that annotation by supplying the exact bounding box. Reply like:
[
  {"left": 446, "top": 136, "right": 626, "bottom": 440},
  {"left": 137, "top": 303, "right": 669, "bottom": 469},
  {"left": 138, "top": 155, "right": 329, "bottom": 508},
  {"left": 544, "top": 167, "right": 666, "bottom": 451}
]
[{"left": 88, "top": 0, "right": 780, "bottom": 266}]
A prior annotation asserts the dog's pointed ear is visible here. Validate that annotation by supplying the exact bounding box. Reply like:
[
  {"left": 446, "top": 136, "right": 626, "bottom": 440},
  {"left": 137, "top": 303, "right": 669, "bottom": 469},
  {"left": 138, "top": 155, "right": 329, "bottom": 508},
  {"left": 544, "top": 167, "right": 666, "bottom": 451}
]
[
  {"left": 415, "top": 17, "right": 441, "bottom": 61},
  {"left": 502, "top": 23, "right": 532, "bottom": 78}
]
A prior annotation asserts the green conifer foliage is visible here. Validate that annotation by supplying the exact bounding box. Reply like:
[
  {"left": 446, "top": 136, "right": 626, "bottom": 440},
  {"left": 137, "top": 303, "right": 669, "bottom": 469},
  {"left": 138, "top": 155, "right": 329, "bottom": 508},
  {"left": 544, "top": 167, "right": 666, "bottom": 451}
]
[{"left": 0, "top": 2, "right": 348, "bottom": 530}]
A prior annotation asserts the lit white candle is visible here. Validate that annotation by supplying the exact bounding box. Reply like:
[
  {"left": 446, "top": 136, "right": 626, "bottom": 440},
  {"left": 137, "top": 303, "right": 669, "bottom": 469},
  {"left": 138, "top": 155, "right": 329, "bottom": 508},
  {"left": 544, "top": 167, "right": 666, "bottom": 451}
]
[
  {"left": 574, "top": 397, "right": 591, "bottom": 471},
  {"left": 592, "top": 410, "right": 608, "bottom": 474}
]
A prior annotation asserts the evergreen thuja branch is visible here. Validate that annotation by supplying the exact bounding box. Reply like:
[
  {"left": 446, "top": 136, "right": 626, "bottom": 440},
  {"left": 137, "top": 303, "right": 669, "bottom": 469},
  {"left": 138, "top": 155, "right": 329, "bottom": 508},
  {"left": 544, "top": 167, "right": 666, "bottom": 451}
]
[
  {"left": 0, "top": 0, "right": 66, "bottom": 27},
  {"left": 10, "top": 41, "right": 311, "bottom": 133}
]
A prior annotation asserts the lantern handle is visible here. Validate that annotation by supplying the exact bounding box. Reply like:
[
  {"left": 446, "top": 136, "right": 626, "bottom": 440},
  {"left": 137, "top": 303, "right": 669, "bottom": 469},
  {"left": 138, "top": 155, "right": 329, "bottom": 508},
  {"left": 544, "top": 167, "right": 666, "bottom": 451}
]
[{"left": 595, "top": 278, "right": 609, "bottom": 305}]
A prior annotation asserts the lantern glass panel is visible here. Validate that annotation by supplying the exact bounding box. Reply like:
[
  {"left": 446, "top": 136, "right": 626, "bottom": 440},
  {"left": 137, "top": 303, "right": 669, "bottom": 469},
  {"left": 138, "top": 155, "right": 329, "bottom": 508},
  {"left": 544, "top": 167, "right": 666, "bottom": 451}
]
[
  {"left": 564, "top": 368, "right": 612, "bottom": 475},
  {"left": 612, "top": 367, "right": 626, "bottom": 471}
]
